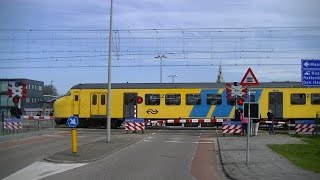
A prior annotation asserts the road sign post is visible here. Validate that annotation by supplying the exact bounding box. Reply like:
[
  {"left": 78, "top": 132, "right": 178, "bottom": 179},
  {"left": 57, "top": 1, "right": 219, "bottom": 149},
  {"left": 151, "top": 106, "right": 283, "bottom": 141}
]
[
  {"left": 301, "top": 59, "right": 320, "bottom": 87},
  {"left": 67, "top": 116, "right": 79, "bottom": 154},
  {"left": 240, "top": 67, "right": 259, "bottom": 165}
]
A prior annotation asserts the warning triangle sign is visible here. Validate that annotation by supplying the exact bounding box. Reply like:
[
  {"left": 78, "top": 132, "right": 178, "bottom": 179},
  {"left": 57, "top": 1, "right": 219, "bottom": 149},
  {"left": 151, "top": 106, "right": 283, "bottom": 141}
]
[{"left": 240, "top": 68, "right": 259, "bottom": 86}]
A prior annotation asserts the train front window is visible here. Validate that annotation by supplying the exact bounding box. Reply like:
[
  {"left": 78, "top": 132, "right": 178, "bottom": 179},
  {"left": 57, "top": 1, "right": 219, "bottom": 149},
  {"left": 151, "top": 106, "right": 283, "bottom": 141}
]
[
  {"left": 311, "top": 93, "right": 320, "bottom": 104},
  {"left": 145, "top": 94, "right": 160, "bottom": 105},
  {"left": 206, "top": 94, "right": 222, "bottom": 105},
  {"left": 290, "top": 93, "right": 306, "bottom": 105},
  {"left": 92, "top": 94, "right": 97, "bottom": 105},
  {"left": 186, "top": 94, "right": 201, "bottom": 105},
  {"left": 165, "top": 94, "right": 181, "bottom": 105}
]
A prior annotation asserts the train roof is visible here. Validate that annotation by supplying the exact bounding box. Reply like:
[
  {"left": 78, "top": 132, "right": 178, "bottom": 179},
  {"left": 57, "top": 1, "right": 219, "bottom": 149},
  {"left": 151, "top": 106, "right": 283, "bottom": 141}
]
[{"left": 70, "top": 82, "right": 312, "bottom": 89}]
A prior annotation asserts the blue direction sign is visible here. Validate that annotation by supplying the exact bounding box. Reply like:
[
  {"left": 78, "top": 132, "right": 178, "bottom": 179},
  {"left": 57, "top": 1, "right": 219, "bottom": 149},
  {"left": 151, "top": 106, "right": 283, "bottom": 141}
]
[
  {"left": 67, "top": 116, "right": 79, "bottom": 128},
  {"left": 301, "top": 59, "right": 320, "bottom": 87}
]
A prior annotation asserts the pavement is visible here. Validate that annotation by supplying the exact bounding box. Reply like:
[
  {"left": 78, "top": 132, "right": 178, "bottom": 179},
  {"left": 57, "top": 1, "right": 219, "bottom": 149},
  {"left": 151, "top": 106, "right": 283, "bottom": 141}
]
[
  {"left": 217, "top": 131, "right": 320, "bottom": 180},
  {"left": 2, "top": 128, "right": 320, "bottom": 180}
]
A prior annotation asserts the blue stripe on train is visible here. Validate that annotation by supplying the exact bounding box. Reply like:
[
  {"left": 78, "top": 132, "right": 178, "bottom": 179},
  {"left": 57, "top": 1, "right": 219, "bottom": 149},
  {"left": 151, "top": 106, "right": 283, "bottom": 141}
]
[
  {"left": 189, "top": 89, "right": 218, "bottom": 117},
  {"left": 212, "top": 88, "right": 263, "bottom": 117},
  {"left": 190, "top": 88, "right": 263, "bottom": 118},
  {"left": 211, "top": 90, "right": 233, "bottom": 117}
]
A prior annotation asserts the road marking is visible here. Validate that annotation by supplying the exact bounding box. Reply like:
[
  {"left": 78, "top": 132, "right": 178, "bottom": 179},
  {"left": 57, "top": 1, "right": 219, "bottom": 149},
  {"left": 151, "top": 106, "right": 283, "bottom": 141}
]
[
  {"left": 3, "top": 161, "right": 87, "bottom": 180},
  {"left": 143, "top": 139, "right": 213, "bottom": 144}
]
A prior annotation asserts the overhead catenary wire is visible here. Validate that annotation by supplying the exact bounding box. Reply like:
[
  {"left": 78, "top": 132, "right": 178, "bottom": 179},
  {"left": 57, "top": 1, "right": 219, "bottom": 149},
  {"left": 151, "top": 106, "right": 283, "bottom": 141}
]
[{"left": 0, "top": 27, "right": 319, "bottom": 69}]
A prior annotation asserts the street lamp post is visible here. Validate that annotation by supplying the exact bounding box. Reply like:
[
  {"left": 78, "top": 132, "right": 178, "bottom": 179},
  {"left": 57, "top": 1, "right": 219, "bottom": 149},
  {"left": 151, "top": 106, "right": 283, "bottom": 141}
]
[
  {"left": 155, "top": 54, "right": 167, "bottom": 83},
  {"left": 168, "top": 74, "right": 178, "bottom": 83}
]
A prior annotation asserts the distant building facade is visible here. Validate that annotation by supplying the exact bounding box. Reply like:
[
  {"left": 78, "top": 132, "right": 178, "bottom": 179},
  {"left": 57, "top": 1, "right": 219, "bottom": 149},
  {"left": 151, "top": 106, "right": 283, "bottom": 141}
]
[{"left": 0, "top": 78, "right": 44, "bottom": 116}]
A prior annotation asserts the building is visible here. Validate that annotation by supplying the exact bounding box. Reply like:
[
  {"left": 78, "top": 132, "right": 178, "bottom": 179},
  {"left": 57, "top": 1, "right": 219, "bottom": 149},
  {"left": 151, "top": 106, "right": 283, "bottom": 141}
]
[{"left": 0, "top": 78, "right": 44, "bottom": 116}]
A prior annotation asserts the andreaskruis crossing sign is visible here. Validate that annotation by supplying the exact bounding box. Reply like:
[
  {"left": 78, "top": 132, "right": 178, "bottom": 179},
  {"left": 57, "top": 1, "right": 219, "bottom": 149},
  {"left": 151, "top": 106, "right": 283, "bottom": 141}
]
[{"left": 240, "top": 68, "right": 259, "bottom": 86}]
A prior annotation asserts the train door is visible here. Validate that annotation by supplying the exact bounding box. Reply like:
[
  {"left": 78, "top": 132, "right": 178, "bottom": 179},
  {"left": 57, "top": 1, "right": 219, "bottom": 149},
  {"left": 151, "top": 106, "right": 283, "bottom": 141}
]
[
  {"left": 268, "top": 92, "right": 283, "bottom": 118},
  {"left": 90, "top": 93, "right": 107, "bottom": 116},
  {"left": 73, "top": 92, "right": 80, "bottom": 115},
  {"left": 123, "top": 93, "right": 137, "bottom": 118}
]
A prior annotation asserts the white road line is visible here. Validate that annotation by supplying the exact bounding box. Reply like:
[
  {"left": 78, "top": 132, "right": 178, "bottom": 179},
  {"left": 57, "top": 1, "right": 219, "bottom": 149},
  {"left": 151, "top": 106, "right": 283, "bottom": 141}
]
[
  {"left": 3, "top": 161, "right": 87, "bottom": 180},
  {"left": 143, "top": 139, "right": 213, "bottom": 144}
]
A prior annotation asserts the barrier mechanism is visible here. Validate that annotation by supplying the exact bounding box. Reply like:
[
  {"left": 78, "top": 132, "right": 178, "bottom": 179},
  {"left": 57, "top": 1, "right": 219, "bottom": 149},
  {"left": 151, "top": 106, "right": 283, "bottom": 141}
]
[
  {"left": 222, "top": 121, "right": 242, "bottom": 134},
  {"left": 4, "top": 117, "right": 23, "bottom": 130},
  {"left": 124, "top": 118, "right": 145, "bottom": 134},
  {"left": 295, "top": 120, "right": 315, "bottom": 134}
]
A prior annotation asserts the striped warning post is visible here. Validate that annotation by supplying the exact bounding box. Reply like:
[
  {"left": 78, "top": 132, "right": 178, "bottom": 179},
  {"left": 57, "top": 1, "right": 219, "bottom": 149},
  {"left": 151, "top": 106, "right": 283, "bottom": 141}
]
[{"left": 222, "top": 121, "right": 242, "bottom": 134}]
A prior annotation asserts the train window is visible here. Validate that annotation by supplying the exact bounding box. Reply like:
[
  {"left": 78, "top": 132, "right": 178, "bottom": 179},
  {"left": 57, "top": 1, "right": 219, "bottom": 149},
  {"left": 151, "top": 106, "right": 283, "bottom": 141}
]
[
  {"left": 311, "top": 93, "right": 320, "bottom": 104},
  {"left": 101, "top": 94, "right": 106, "bottom": 105},
  {"left": 206, "top": 94, "right": 222, "bottom": 105},
  {"left": 145, "top": 94, "right": 160, "bottom": 105},
  {"left": 186, "top": 94, "right": 201, "bottom": 105},
  {"left": 249, "top": 95, "right": 255, "bottom": 102},
  {"left": 165, "top": 94, "right": 181, "bottom": 105},
  {"left": 92, "top": 94, "right": 97, "bottom": 105},
  {"left": 74, "top": 95, "right": 78, "bottom": 101},
  {"left": 290, "top": 93, "right": 306, "bottom": 105},
  {"left": 227, "top": 98, "right": 236, "bottom": 106}
]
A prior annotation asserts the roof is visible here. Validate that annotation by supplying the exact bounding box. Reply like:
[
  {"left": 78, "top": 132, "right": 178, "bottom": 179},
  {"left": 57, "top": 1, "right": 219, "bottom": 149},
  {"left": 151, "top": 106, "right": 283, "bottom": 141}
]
[{"left": 70, "top": 82, "right": 310, "bottom": 89}]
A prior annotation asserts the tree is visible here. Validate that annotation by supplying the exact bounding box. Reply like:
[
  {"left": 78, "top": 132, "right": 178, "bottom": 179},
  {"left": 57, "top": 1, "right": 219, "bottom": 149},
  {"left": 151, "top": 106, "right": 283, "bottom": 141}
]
[{"left": 43, "top": 84, "right": 58, "bottom": 96}]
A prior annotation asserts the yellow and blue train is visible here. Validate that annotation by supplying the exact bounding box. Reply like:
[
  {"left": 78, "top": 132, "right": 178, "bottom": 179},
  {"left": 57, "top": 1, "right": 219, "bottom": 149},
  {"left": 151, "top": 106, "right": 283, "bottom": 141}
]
[{"left": 53, "top": 82, "right": 320, "bottom": 128}]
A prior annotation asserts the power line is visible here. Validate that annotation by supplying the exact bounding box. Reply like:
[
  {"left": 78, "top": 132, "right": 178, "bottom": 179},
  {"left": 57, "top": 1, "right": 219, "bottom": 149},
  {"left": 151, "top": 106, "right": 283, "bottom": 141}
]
[{"left": 0, "top": 63, "right": 300, "bottom": 69}]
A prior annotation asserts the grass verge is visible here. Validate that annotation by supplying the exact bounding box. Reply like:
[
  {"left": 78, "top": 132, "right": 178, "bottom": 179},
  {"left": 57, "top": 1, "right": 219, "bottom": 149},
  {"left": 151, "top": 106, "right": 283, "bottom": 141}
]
[{"left": 267, "top": 135, "right": 320, "bottom": 173}]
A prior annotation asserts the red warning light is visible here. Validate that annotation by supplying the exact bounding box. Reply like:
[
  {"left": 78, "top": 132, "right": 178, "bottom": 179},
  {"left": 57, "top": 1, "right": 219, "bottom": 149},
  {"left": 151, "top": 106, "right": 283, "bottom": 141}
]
[
  {"left": 13, "top": 96, "right": 20, "bottom": 104},
  {"left": 237, "top": 98, "right": 244, "bottom": 106},
  {"left": 137, "top": 96, "right": 143, "bottom": 104}
]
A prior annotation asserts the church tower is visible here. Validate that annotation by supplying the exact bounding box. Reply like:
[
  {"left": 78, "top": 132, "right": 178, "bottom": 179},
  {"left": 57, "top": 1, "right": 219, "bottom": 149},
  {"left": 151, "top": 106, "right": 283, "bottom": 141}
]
[{"left": 216, "top": 64, "right": 224, "bottom": 83}]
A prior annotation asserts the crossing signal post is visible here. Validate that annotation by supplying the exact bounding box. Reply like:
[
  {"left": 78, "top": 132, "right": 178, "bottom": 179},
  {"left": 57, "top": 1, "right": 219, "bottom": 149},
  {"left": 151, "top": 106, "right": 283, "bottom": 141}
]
[
  {"left": 240, "top": 67, "right": 259, "bottom": 165},
  {"left": 225, "top": 82, "right": 247, "bottom": 107}
]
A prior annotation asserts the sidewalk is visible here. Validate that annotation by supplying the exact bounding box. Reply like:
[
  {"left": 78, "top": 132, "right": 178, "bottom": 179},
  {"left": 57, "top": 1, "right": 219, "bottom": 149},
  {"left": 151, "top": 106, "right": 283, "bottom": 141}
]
[{"left": 217, "top": 131, "right": 320, "bottom": 180}]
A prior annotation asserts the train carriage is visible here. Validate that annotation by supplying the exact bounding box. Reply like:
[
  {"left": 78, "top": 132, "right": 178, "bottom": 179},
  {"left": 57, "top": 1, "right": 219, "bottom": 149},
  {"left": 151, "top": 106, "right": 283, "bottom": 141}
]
[{"left": 53, "top": 82, "right": 320, "bottom": 128}]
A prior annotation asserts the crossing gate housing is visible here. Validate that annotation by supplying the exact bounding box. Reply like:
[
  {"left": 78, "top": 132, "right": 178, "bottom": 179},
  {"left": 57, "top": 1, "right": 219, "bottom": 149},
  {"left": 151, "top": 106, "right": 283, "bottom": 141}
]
[
  {"left": 222, "top": 121, "right": 242, "bottom": 134},
  {"left": 295, "top": 120, "right": 315, "bottom": 134},
  {"left": 124, "top": 118, "right": 145, "bottom": 133}
]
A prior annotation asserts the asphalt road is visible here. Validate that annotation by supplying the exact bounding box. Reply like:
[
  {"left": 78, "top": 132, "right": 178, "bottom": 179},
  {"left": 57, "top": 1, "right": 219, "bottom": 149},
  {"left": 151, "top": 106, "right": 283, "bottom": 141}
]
[
  {"left": 42, "top": 129, "right": 222, "bottom": 180},
  {"left": 1, "top": 129, "right": 224, "bottom": 180},
  {"left": 0, "top": 129, "right": 120, "bottom": 179}
]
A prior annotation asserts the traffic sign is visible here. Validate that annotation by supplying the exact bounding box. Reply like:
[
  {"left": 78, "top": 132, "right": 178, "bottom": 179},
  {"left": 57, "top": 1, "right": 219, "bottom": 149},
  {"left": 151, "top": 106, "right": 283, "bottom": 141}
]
[
  {"left": 240, "top": 68, "right": 259, "bottom": 86},
  {"left": 67, "top": 116, "right": 79, "bottom": 128},
  {"left": 301, "top": 59, "right": 320, "bottom": 87}
]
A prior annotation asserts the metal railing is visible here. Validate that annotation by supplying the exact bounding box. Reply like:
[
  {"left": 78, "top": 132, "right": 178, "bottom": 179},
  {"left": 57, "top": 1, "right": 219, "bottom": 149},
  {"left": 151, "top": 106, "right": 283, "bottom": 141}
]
[{"left": 0, "top": 113, "right": 55, "bottom": 138}]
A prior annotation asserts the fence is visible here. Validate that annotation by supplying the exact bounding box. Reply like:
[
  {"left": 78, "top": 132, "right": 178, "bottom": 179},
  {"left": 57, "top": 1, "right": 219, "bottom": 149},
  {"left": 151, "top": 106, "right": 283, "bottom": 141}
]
[{"left": 0, "top": 114, "right": 55, "bottom": 137}]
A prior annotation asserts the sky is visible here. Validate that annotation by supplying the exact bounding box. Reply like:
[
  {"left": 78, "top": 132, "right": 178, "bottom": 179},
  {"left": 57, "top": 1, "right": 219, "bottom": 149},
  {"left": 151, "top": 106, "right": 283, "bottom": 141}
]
[{"left": 0, "top": 0, "right": 320, "bottom": 94}]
